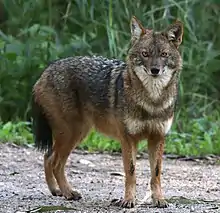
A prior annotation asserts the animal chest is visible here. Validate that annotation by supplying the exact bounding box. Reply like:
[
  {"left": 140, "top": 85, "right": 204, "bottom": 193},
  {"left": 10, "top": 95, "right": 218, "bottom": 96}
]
[{"left": 124, "top": 116, "right": 173, "bottom": 136}]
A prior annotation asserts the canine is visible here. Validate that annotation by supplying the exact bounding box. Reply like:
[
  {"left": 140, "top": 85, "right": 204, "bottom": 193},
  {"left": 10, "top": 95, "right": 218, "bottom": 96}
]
[{"left": 32, "top": 16, "right": 183, "bottom": 208}]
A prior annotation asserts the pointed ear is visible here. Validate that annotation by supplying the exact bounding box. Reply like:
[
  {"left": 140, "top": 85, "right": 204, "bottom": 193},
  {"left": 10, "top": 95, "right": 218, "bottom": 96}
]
[
  {"left": 166, "top": 20, "right": 184, "bottom": 48},
  {"left": 130, "top": 16, "right": 146, "bottom": 40}
]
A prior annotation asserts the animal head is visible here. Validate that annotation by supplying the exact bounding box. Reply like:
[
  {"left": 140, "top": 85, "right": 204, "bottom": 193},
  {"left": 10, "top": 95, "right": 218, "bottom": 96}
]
[{"left": 127, "top": 16, "right": 183, "bottom": 83}]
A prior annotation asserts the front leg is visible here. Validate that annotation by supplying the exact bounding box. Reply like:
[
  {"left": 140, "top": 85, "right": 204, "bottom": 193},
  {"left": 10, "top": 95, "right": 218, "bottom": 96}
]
[
  {"left": 147, "top": 134, "right": 168, "bottom": 208},
  {"left": 112, "top": 138, "right": 137, "bottom": 208}
]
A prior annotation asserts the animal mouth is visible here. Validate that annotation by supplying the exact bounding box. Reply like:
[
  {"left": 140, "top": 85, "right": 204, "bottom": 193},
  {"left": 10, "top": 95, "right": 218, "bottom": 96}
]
[{"left": 151, "top": 74, "right": 159, "bottom": 78}]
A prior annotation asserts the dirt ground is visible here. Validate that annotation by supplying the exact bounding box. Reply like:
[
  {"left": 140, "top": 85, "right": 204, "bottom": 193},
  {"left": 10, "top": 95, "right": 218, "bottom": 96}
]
[{"left": 0, "top": 143, "right": 220, "bottom": 213}]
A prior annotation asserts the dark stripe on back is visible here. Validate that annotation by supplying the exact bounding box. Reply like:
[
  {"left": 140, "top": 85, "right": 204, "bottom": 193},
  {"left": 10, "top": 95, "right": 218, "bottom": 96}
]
[
  {"left": 91, "top": 67, "right": 112, "bottom": 109},
  {"left": 114, "top": 70, "right": 124, "bottom": 109}
]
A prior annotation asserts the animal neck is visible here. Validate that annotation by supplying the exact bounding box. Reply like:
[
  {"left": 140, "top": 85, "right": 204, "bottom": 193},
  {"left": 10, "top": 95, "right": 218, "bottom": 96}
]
[{"left": 124, "top": 66, "right": 179, "bottom": 114}]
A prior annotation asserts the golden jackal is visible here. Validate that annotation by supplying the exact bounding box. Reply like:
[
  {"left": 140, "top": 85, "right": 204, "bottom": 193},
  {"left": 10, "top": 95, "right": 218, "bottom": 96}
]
[{"left": 32, "top": 16, "right": 183, "bottom": 208}]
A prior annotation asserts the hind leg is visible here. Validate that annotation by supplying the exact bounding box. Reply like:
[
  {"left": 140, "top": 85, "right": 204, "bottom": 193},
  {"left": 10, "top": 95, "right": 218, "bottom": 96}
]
[
  {"left": 44, "top": 150, "right": 62, "bottom": 196},
  {"left": 51, "top": 124, "right": 89, "bottom": 200}
]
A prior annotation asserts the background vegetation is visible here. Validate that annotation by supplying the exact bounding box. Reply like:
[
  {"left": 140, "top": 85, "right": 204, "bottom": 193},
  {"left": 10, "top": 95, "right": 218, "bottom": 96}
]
[{"left": 0, "top": 0, "right": 220, "bottom": 156}]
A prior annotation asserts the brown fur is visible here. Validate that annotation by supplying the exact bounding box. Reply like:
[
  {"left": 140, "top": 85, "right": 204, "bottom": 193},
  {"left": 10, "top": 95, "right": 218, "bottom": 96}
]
[{"left": 32, "top": 16, "right": 184, "bottom": 208}]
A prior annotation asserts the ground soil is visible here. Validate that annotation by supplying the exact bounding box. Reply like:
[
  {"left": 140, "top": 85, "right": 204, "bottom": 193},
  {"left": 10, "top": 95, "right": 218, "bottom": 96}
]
[{"left": 0, "top": 143, "right": 220, "bottom": 213}]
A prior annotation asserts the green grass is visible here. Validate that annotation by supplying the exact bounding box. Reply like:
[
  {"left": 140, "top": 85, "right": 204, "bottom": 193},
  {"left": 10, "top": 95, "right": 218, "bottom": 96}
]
[
  {"left": 0, "top": 121, "right": 32, "bottom": 145},
  {"left": 166, "top": 110, "right": 220, "bottom": 156},
  {"left": 0, "top": 0, "right": 220, "bottom": 156}
]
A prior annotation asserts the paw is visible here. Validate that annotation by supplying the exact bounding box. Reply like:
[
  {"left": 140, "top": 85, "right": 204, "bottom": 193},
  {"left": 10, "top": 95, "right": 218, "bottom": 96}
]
[
  {"left": 111, "top": 198, "right": 135, "bottom": 208},
  {"left": 51, "top": 189, "right": 62, "bottom": 197},
  {"left": 64, "top": 190, "right": 82, "bottom": 201},
  {"left": 152, "top": 198, "right": 169, "bottom": 208}
]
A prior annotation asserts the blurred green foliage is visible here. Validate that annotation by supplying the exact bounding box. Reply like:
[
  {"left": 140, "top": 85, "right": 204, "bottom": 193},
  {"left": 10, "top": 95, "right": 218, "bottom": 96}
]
[{"left": 0, "top": 0, "right": 220, "bottom": 155}]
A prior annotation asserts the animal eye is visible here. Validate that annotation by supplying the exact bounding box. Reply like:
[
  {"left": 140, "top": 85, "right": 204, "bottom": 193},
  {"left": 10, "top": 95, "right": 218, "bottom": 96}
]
[
  {"left": 142, "top": 51, "right": 149, "bottom": 57},
  {"left": 161, "top": 52, "right": 168, "bottom": 57}
]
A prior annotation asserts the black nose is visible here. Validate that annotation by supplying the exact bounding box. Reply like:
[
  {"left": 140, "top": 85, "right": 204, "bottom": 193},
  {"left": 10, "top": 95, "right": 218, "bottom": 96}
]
[{"left": 150, "top": 68, "right": 160, "bottom": 75}]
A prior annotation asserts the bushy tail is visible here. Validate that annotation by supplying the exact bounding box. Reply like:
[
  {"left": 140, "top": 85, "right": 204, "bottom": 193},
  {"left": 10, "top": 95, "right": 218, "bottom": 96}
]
[{"left": 32, "top": 94, "right": 53, "bottom": 154}]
